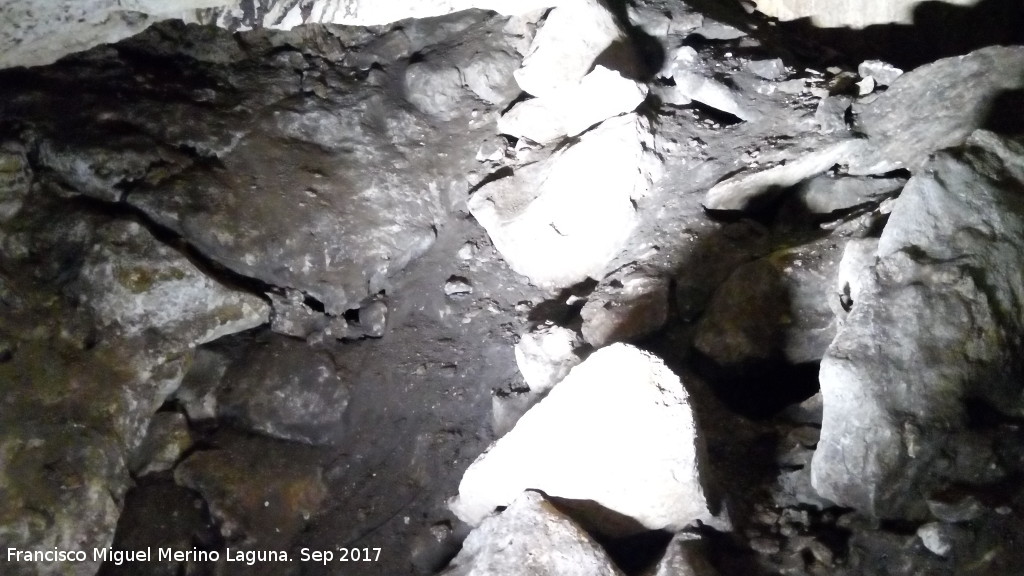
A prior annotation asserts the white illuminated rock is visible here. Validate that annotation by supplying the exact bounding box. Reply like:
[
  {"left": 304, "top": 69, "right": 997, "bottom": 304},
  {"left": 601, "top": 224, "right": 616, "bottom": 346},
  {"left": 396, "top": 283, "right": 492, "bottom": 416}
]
[
  {"left": 498, "top": 65, "right": 648, "bottom": 144},
  {"left": 469, "top": 113, "right": 658, "bottom": 289},
  {"left": 451, "top": 343, "right": 709, "bottom": 532},
  {"left": 514, "top": 322, "right": 582, "bottom": 394},
  {"left": 514, "top": 0, "right": 631, "bottom": 98},
  {"left": 441, "top": 491, "right": 624, "bottom": 576}
]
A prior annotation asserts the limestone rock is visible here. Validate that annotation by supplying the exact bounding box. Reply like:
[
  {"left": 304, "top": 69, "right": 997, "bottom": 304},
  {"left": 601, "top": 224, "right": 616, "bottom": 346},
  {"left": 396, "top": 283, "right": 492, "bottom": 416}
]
[
  {"left": 469, "top": 113, "right": 658, "bottom": 289},
  {"left": 452, "top": 344, "right": 709, "bottom": 532},
  {"left": 498, "top": 65, "right": 648, "bottom": 144},
  {"left": 173, "top": 346, "right": 231, "bottom": 422},
  {"left": 580, "top": 273, "right": 669, "bottom": 347},
  {"left": 858, "top": 60, "right": 903, "bottom": 87},
  {"left": 0, "top": 0, "right": 555, "bottom": 70},
  {"left": 746, "top": 58, "right": 787, "bottom": 81},
  {"left": 651, "top": 532, "right": 719, "bottom": 576},
  {"left": 850, "top": 46, "right": 1024, "bottom": 175},
  {"left": 663, "top": 47, "right": 759, "bottom": 121},
  {"left": 128, "top": 411, "right": 193, "bottom": 476},
  {"left": 814, "top": 96, "right": 852, "bottom": 134},
  {"left": 753, "top": 0, "right": 980, "bottom": 28},
  {"left": 441, "top": 491, "right": 624, "bottom": 576},
  {"left": 514, "top": 322, "right": 582, "bottom": 394},
  {"left": 704, "top": 139, "right": 868, "bottom": 212},
  {"left": 514, "top": 0, "right": 631, "bottom": 98},
  {"left": 812, "top": 131, "right": 1024, "bottom": 518},
  {"left": 794, "top": 174, "right": 904, "bottom": 215},
  {"left": 695, "top": 238, "right": 842, "bottom": 369},
  {"left": 174, "top": 433, "right": 327, "bottom": 544},
  {"left": 217, "top": 335, "right": 349, "bottom": 446},
  {"left": 0, "top": 423, "right": 128, "bottom": 576},
  {"left": 73, "top": 220, "right": 270, "bottom": 348}
]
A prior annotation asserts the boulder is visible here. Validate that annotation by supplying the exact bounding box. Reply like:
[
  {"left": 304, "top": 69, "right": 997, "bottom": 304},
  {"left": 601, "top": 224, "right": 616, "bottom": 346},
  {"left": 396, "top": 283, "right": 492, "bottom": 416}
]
[
  {"left": 662, "top": 47, "right": 759, "bottom": 121},
  {"left": 850, "top": 46, "right": 1024, "bottom": 175},
  {"left": 514, "top": 0, "right": 632, "bottom": 98},
  {"left": 469, "top": 113, "right": 659, "bottom": 289},
  {"left": 0, "top": 142, "right": 31, "bottom": 222},
  {"left": 580, "top": 273, "right": 669, "bottom": 347},
  {"left": 812, "top": 131, "right": 1024, "bottom": 518},
  {"left": 441, "top": 491, "right": 624, "bottom": 576},
  {"left": 452, "top": 344, "right": 709, "bottom": 533},
  {"left": 128, "top": 411, "right": 193, "bottom": 476},
  {"left": 752, "top": 0, "right": 979, "bottom": 28},
  {"left": 498, "top": 65, "right": 648, "bottom": 144},
  {"left": 793, "top": 174, "right": 904, "bottom": 215},
  {"left": 857, "top": 60, "right": 903, "bottom": 87},
  {"left": 174, "top": 432, "right": 327, "bottom": 544},
  {"left": 514, "top": 322, "right": 582, "bottom": 394},
  {"left": 217, "top": 335, "right": 349, "bottom": 446},
  {"left": 694, "top": 238, "right": 842, "bottom": 370}
]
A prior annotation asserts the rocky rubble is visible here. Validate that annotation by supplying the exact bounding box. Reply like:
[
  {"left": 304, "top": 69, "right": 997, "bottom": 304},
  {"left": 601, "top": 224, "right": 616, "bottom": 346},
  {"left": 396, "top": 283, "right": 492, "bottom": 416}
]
[{"left": 1, "top": 3, "right": 1024, "bottom": 576}]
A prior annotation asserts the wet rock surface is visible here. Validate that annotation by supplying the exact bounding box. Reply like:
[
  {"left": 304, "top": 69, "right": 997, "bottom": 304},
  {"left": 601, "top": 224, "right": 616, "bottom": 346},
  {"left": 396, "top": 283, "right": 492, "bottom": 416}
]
[{"left": 0, "top": 3, "right": 1023, "bottom": 576}]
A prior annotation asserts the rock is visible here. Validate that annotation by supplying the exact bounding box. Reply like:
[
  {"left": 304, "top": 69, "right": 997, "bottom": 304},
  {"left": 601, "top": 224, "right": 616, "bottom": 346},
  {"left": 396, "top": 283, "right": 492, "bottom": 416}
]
[
  {"left": 35, "top": 134, "right": 190, "bottom": 202},
  {"left": 849, "top": 46, "right": 1024, "bottom": 175},
  {"left": 917, "top": 522, "right": 953, "bottom": 557},
  {"left": 858, "top": 60, "right": 903, "bottom": 87},
  {"left": 514, "top": 0, "right": 632, "bottom": 98},
  {"left": 829, "top": 238, "right": 879, "bottom": 322},
  {"left": 793, "top": 174, "right": 904, "bottom": 215},
  {"left": 405, "top": 61, "right": 468, "bottom": 119},
  {"left": 101, "top": 483, "right": 212, "bottom": 576},
  {"left": 514, "top": 322, "right": 582, "bottom": 394},
  {"left": 663, "top": 47, "right": 758, "bottom": 121},
  {"left": 462, "top": 49, "right": 522, "bottom": 108},
  {"left": 173, "top": 346, "right": 231, "bottom": 422},
  {"left": 814, "top": 96, "right": 852, "bottom": 134},
  {"left": 440, "top": 491, "right": 624, "bottom": 576},
  {"left": 268, "top": 289, "right": 349, "bottom": 340},
  {"left": 128, "top": 411, "right": 193, "bottom": 476},
  {"left": 73, "top": 220, "right": 270, "bottom": 348},
  {"left": 926, "top": 494, "right": 985, "bottom": 523},
  {"left": 445, "top": 275, "right": 474, "bottom": 296},
  {"left": 217, "top": 335, "right": 349, "bottom": 446},
  {"left": 780, "top": 392, "right": 824, "bottom": 426},
  {"left": 452, "top": 344, "right": 709, "bottom": 533},
  {"left": 745, "top": 58, "right": 787, "bottom": 81},
  {"left": 173, "top": 432, "right": 327, "bottom": 544},
  {"left": 498, "top": 65, "right": 648, "bottom": 144},
  {"left": 580, "top": 273, "right": 669, "bottom": 347},
  {"left": 357, "top": 299, "right": 389, "bottom": 338},
  {"left": 812, "top": 131, "right": 1024, "bottom": 519},
  {"left": 0, "top": 0, "right": 555, "bottom": 70},
  {"left": 695, "top": 238, "right": 842, "bottom": 370},
  {"left": 651, "top": 532, "right": 719, "bottom": 576},
  {"left": 704, "top": 138, "right": 869, "bottom": 212},
  {"left": 753, "top": 0, "right": 979, "bottom": 28},
  {"left": 626, "top": 0, "right": 704, "bottom": 39},
  {"left": 0, "top": 142, "right": 31, "bottom": 222},
  {"left": 0, "top": 423, "right": 128, "bottom": 576},
  {"left": 469, "top": 113, "right": 658, "bottom": 289}
]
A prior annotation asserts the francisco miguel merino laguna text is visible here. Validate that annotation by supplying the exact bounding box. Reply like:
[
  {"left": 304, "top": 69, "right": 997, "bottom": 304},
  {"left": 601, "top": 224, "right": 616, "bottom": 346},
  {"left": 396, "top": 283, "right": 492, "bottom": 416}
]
[{"left": 7, "top": 547, "right": 290, "bottom": 566}]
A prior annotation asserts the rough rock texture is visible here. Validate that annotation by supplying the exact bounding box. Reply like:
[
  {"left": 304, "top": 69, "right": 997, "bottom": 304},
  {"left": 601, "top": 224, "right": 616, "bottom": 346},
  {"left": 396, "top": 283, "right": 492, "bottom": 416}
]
[
  {"left": 217, "top": 335, "right": 349, "bottom": 445},
  {"left": 0, "top": 0, "right": 553, "bottom": 69},
  {"left": 793, "top": 175, "right": 904, "bottom": 216},
  {"left": 662, "top": 46, "right": 760, "bottom": 122},
  {"left": 441, "top": 491, "right": 624, "bottom": 576},
  {"left": 452, "top": 344, "right": 709, "bottom": 532},
  {"left": 513, "top": 0, "right": 631, "bottom": 98},
  {"left": 173, "top": 432, "right": 328, "bottom": 545},
  {"left": 128, "top": 411, "right": 193, "bottom": 476},
  {"left": 514, "top": 322, "right": 582, "bottom": 394},
  {"left": 498, "top": 65, "right": 648, "bottom": 144},
  {"left": 850, "top": 46, "right": 1024, "bottom": 174},
  {"left": 813, "top": 131, "right": 1024, "bottom": 518},
  {"left": 652, "top": 532, "right": 720, "bottom": 576},
  {"left": 580, "top": 272, "right": 669, "bottom": 347},
  {"left": 695, "top": 238, "right": 842, "bottom": 370},
  {"left": 469, "top": 113, "right": 659, "bottom": 289}
]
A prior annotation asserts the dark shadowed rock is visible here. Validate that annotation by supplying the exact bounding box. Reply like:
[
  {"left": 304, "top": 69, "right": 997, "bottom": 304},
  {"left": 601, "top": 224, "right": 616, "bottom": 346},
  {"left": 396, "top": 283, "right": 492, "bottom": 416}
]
[{"left": 218, "top": 335, "right": 349, "bottom": 445}]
